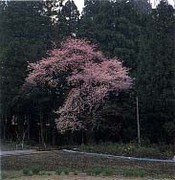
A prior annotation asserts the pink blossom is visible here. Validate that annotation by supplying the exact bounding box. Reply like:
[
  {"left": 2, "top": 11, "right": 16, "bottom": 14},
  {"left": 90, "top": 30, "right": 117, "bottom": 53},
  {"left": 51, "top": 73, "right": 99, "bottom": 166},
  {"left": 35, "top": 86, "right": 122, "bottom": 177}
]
[{"left": 24, "top": 38, "right": 132, "bottom": 132}]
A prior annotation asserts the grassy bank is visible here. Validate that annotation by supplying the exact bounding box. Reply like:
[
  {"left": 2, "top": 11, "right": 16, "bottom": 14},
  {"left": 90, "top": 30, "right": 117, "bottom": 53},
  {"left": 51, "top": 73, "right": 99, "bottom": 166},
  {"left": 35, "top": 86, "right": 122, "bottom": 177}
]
[
  {"left": 1, "top": 150, "right": 175, "bottom": 179},
  {"left": 73, "top": 143, "right": 174, "bottom": 159},
  {"left": 1, "top": 167, "right": 147, "bottom": 179},
  {"left": 1, "top": 170, "right": 155, "bottom": 180}
]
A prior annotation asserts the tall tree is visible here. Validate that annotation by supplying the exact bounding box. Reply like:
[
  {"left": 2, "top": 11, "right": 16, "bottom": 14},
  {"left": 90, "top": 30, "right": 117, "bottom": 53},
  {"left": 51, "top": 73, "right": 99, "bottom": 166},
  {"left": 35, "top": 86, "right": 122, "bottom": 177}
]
[
  {"left": 78, "top": 0, "right": 151, "bottom": 142},
  {"left": 136, "top": 0, "right": 175, "bottom": 143},
  {"left": 0, "top": 1, "right": 53, "bottom": 140},
  {"left": 24, "top": 38, "right": 132, "bottom": 133},
  {"left": 54, "top": 0, "right": 80, "bottom": 44},
  {"left": 78, "top": 0, "right": 151, "bottom": 72}
]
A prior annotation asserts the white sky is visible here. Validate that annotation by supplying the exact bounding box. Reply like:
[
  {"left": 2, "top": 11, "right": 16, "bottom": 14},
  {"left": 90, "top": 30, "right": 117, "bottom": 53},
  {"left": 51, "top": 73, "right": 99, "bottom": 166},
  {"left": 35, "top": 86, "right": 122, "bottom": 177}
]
[
  {"left": 74, "top": 0, "right": 175, "bottom": 12},
  {"left": 74, "top": 0, "right": 84, "bottom": 12}
]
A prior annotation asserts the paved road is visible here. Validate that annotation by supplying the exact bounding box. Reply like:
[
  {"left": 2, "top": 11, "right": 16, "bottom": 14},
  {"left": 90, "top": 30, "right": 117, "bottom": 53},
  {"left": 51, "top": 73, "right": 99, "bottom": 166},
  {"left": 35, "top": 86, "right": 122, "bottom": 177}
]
[
  {"left": 1, "top": 148, "right": 175, "bottom": 164},
  {"left": 63, "top": 149, "right": 175, "bottom": 164},
  {"left": 0, "top": 149, "right": 36, "bottom": 157}
]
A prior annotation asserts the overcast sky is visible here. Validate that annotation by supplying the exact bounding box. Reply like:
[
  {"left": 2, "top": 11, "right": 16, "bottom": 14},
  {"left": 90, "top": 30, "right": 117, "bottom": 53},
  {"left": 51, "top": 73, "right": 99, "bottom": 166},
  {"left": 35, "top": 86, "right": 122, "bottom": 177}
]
[{"left": 74, "top": 0, "right": 175, "bottom": 12}]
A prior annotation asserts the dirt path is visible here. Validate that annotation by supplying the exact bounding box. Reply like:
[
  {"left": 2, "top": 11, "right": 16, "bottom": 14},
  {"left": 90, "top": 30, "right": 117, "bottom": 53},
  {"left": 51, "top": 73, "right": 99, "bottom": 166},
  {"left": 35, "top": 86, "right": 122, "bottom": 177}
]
[{"left": 9, "top": 174, "right": 147, "bottom": 180}]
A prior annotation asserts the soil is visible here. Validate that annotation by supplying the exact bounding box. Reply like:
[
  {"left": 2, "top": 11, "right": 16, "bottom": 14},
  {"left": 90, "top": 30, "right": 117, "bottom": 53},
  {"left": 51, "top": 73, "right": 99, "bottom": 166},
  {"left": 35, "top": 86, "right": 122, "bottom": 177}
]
[{"left": 7, "top": 174, "right": 147, "bottom": 180}]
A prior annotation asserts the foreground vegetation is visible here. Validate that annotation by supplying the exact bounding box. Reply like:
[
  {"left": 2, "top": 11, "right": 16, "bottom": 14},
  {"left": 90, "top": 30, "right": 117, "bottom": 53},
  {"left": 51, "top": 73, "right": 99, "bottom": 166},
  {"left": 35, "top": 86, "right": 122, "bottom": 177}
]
[
  {"left": 1, "top": 149, "right": 175, "bottom": 179},
  {"left": 2, "top": 141, "right": 174, "bottom": 159},
  {"left": 1, "top": 166, "right": 174, "bottom": 180},
  {"left": 1, "top": 0, "right": 175, "bottom": 149},
  {"left": 73, "top": 143, "right": 174, "bottom": 159},
  {"left": 1, "top": 167, "right": 147, "bottom": 179}
]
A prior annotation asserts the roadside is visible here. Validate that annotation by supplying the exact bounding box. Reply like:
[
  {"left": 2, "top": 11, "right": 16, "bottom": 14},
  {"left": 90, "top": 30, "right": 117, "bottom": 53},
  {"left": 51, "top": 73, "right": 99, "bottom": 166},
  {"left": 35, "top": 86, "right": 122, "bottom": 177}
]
[
  {"left": 1, "top": 150, "right": 175, "bottom": 179},
  {"left": 1, "top": 171, "right": 159, "bottom": 180},
  {"left": 0, "top": 149, "right": 36, "bottom": 157}
]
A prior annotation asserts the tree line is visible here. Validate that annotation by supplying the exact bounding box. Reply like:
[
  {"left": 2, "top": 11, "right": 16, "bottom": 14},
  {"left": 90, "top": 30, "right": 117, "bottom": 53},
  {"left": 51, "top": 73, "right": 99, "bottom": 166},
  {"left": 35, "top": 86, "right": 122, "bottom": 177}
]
[{"left": 0, "top": 0, "right": 174, "bottom": 147}]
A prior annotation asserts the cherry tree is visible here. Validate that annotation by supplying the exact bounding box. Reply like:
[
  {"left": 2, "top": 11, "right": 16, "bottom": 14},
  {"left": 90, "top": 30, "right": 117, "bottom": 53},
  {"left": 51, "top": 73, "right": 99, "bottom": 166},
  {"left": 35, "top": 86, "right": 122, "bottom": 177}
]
[{"left": 25, "top": 38, "right": 132, "bottom": 133}]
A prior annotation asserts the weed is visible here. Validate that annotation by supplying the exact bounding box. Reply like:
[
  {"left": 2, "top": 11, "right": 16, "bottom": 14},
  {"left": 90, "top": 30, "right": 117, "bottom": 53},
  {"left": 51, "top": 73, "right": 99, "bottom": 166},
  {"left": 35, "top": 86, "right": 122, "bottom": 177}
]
[
  {"left": 86, "top": 167, "right": 103, "bottom": 176},
  {"left": 122, "top": 168, "right": 146, "bottom": 177},
  {"left": 63, "top": 169, "right": 69, "bottom": 175},
  {"left": 102, "top": 167, "right": 114, "bottom": 176},
  {"left": 22, "top": 168, "right": 33, "bottom": 176},
  {"left": 31, "top": 166, "right": 40, "bottom": 175},
  {"left": 55, "top": 167, "right": 70, "bottom": 175},
  {"left": 55, "top": 168, "right": 62, "bottom": 175},
  {"left": 77, "top": 143, "right": 173, "bottom": 159},
  {"left": 85, "top": 167, "right": 114, "bottom": 176}
]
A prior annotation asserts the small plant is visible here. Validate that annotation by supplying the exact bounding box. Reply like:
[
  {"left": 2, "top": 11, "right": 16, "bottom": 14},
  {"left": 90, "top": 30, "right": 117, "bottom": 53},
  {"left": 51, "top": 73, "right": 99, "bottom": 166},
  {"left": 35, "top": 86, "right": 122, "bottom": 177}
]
[
  {"left": 122, "top": 169, "right": 146, "bottom": 177},
  {"left": 56, "top": 167, "right": 70, "bottom": 175},
  {"left": 22, "top": 168, "right": 33, "bottom": 176},
  {"left": 39, "top": 171, "right": 46, "bottom": 175},
  {"left": 86, "top": 167, "right": 103, "bottom": 176},
  {"left": 102, "top": 167, "right": 114, "bottom": 176},
  {"left": 77, "top": 142, "right": 173, "bottom": 159},
  {"left": 55, "top": 168, "right": 62, "bottom": 175},
  {"left": 63, "top": 168, "right": 69, "bottom": 175},
  {"left": 31, "top": 166, "right": 40, "bottom": 175}
]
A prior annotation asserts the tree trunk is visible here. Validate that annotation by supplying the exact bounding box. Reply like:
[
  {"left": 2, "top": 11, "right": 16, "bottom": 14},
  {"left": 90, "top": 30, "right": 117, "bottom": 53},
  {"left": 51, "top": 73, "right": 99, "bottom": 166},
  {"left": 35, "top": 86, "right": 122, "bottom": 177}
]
[{"left": 39, "top": 108, "right": 46, "bottom": 150}]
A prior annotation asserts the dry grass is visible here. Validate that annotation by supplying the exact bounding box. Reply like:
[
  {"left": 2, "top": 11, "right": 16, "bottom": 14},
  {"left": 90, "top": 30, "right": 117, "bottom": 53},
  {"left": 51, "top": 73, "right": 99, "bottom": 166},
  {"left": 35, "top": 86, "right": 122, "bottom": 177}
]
[
  {"left": 1, "top": 150, "right": 175, "bottom": 179},
  {"left": 1, "top": 171, "right": 164, "bottom": 180}
]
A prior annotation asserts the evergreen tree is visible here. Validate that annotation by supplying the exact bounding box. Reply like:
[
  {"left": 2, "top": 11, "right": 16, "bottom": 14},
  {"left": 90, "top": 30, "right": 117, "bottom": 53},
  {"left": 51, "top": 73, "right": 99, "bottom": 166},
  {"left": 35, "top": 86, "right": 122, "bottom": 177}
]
[
  {"left": 78, "top": 0, "right": 151, "bottom": 73},
  {"left": 136, "top": 0, "right": 175, "bottom": 143},
  {"left": 78, "top": 0, "right": 151, "bottom": 142},
  {"left": 0, "top": 1, "right": 53, "bottom": 140},
  {"left": 54, "top": 0, "right": 80, "bottom": 43}
]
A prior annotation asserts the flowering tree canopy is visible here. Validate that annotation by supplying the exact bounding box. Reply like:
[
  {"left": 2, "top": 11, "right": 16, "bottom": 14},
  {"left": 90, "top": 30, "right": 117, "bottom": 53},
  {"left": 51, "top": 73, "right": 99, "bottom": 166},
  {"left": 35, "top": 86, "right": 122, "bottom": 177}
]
[{"left": 25, "top": 38, "right": 132, "bottom": 132}]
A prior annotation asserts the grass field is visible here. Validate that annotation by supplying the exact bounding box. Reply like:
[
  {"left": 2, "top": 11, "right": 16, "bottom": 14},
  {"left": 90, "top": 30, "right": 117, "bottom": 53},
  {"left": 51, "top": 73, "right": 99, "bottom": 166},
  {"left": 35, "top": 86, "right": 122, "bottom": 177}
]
[
  {"left": 73, "top": 143, "right": 174, "bottom": 159},
  {"left": 1, "top": 171, "right": 155, "bottom": 180},
  {"left": 1, "top": 149, "right": 175, "bottom": 179}
]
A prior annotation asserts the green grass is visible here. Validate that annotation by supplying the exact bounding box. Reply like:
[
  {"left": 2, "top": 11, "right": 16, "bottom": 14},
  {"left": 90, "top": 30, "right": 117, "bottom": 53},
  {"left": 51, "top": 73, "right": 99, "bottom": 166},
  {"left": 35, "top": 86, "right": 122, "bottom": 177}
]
[
  {"left": 55, "top": 167, "right": 70, "bottom": 175},
  {"left": 31, "top": 166, "right": 41, "bottom": 175},
  {"left": 22, "top": 168, "right": 33, "bottom": 176},
  {"left": 76, "top": 142, "right": 173, "bottom": 159},
  {"left": 85, "top": 167, "right": 114, "bottom": 176},
  {"left": 22, "top": 166, "right": 41, "bottom": 176},
  {"left": 55, "top": 166, "right": 114, "bottom": 177},
  {"left": 101, "top": 167, "right": 114, "bottom": 176},
  {"left": 122, "top": 168, "right": 146, "bottom": 177},
  {"left": 85, "top": 167, "right": 102, "bottom": 176},
  {"left": 1, "top": 171, "right": 22, "bottom": 179},
  {"left": 2, "top": 149, "right": 175, "bottom": 179}
]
